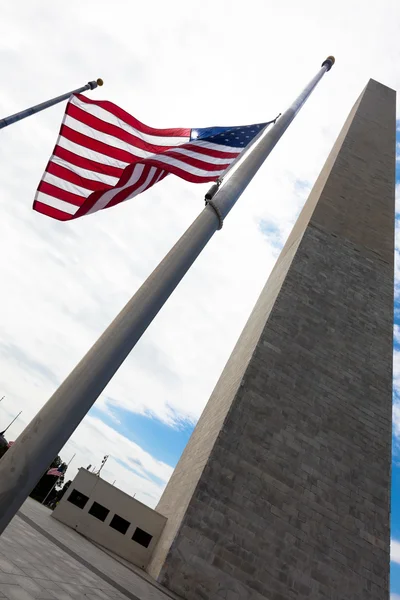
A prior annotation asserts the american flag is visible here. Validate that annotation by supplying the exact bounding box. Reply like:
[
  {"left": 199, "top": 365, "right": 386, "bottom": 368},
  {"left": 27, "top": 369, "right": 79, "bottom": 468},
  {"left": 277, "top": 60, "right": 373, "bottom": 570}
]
[
  {"left": 47, "top": 466, "right": 65, "bottom": 477},
  {"left": 33, "top": 94, "right": 272, "bottom": 221}
]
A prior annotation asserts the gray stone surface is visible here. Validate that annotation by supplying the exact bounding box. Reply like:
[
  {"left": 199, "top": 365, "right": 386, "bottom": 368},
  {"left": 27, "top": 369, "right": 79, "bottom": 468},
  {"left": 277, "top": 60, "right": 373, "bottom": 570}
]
[
  {"left": 148, "top": 79, "right": 396, "bottom": 599},
  {"left": 0, "top": 498, "right": 178, "bottom": 600}
]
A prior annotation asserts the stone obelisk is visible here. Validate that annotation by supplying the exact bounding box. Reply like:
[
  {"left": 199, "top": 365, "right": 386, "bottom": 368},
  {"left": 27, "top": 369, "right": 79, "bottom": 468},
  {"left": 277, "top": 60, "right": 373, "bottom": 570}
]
[{"left": 148, "top": 80, "right": 395, "bottom": 599}]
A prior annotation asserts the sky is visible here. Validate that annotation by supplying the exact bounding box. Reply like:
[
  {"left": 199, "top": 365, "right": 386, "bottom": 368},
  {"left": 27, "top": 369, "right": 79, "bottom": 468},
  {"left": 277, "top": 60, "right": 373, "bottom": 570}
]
[{"left": 1, "top": 0, "right": 400, "bottom": 594}]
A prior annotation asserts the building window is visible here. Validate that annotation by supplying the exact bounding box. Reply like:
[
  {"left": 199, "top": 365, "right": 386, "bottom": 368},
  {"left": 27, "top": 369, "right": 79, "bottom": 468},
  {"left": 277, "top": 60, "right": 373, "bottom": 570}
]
[
  {"left": 67, "top": 489, "right": 89, "bottom": 509},
  {"left": 109, "top": 514, "right": 130, "bottom": 535},
  {"left": 88, "top": 501, "right": 110, "bottom": 522},
  {"left": 132, "top": 527, "right": 153, "bottom": 548}
]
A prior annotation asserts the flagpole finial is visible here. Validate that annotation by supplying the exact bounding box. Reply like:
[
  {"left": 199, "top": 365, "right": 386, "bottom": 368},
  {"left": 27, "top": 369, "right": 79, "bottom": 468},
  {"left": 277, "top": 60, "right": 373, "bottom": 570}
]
[
  {"left": 87, "top": 79, "right": 104, "bottom": 90},
  {"left": 321, "top": 56, "right": 335, "bottom": 71}
]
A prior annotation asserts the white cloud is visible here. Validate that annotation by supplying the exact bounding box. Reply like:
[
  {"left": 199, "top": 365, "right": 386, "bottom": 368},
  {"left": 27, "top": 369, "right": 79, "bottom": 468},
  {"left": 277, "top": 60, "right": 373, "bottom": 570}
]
[
  {"left": 392, "top": 352, "right": 400, "bottom": 440},
  {"left": 63, "top": 416, "right": 174, "bottom": 508},
  {"left": 391, "top": 595, "right": 400, "bottom": 600},
  {"left": 392, "top": 539, "right": 400, "bottom": 564},
  {"left": 394, "top": 405, "right": 400, "bottom": 442},
  {"left": 394, "top": 351, "right": 400, "bottom": 382},
  {"left": 1, "top": 0, "right": 400, "bottom": 506}
]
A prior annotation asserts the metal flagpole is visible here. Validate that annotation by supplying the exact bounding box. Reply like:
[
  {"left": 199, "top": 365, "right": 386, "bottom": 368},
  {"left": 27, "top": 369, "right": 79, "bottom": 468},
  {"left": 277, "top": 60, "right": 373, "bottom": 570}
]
[
  {"left": 0, "top": 56, "right": 334, "bottom": 534},
  {"left": 0, "top": 79, "right": 103, "bottom": 129},
  {"left": 0, "top": 411, "right": 22, "bottom": 436}
]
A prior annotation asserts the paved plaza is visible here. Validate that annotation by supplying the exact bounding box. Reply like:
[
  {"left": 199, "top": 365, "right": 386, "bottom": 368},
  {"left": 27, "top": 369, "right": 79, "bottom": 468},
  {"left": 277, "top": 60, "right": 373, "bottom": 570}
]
[{"left": 0, "top": 498, "right": 178, "bottom": 600}]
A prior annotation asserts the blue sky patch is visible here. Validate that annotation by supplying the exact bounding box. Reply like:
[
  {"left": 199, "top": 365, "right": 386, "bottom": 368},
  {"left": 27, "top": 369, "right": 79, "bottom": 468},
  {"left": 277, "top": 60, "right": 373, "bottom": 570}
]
[{"left": 91, "top": 405, "right": 194, "bottom": 467}]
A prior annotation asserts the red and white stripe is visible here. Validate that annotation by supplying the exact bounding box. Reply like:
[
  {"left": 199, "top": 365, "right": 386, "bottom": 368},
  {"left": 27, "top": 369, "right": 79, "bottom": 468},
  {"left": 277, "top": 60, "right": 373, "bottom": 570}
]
[
  {"left": 34, "top": 94, "right": 241, "bottom": 221},
  {"left": 47, "top": 468, "right": 63, "bottom": 477}
]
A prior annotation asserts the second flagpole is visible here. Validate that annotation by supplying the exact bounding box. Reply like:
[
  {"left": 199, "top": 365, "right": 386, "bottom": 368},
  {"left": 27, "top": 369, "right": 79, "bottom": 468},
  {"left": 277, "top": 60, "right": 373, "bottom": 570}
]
[
  {"left": 0, "top": 78, "right": 103, "bottom": 129},
  {"left": 0, "top": 57, "right": 334, "bottom": 534}
]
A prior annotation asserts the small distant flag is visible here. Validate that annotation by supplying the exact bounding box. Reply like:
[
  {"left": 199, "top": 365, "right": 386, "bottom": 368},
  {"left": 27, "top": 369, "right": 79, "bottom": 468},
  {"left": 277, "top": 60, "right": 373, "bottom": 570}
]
[
  {"left": 47, "top": 465, "right": 66, "bottom": 477},
  {"left": 33, "top": 94, "right": 274, "bottom": 221}
]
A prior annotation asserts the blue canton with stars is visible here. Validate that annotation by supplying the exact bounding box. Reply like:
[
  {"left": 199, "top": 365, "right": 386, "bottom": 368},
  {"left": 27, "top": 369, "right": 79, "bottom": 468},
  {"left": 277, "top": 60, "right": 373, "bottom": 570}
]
[{"left": 190, "top": 123, "right": 267, "bottom": 148}]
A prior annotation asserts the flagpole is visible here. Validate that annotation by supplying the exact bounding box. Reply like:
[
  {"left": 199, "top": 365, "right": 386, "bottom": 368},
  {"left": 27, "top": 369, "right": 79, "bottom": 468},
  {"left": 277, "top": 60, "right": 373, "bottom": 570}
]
[
  {"left": 0, "top": 79, "right": 103, "bottom": 129},
  {"left": 0, "top": 411, "right": 22, "bottom": 436},
  {"left": 0, "top": 56, "right": 334, "bottom": 534}
]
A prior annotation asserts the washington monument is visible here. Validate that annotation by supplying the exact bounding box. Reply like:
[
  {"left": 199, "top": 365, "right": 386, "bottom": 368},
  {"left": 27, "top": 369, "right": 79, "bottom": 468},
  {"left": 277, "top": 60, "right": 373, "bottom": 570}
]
[{"left": 148, "top": 79, "right": 395, "bottom": 599}]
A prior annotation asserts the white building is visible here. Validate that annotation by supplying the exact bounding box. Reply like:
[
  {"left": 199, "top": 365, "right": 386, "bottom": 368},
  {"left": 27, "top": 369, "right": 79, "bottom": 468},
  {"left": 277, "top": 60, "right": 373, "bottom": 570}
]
[{"left": 52, "top": 468, "right": 167, "bottom": 569}]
